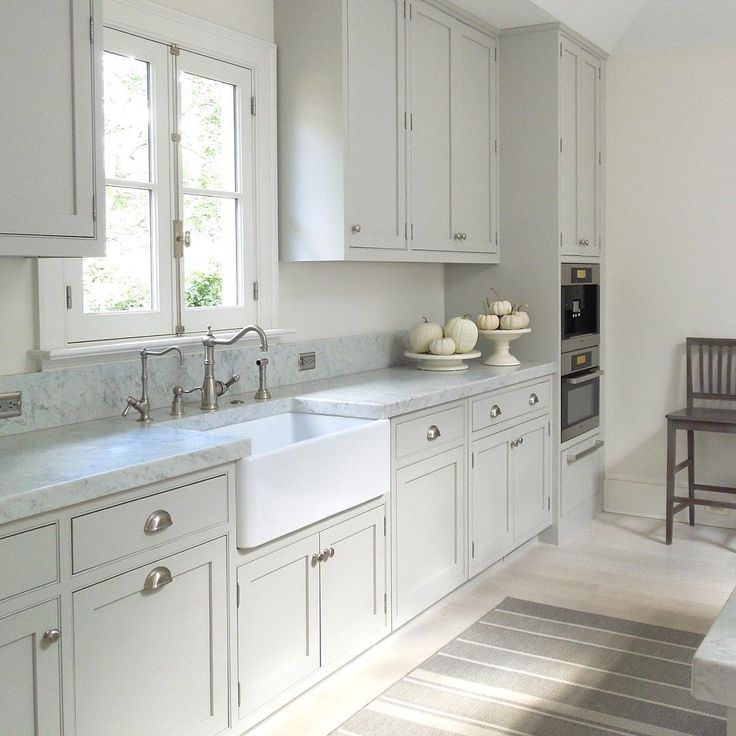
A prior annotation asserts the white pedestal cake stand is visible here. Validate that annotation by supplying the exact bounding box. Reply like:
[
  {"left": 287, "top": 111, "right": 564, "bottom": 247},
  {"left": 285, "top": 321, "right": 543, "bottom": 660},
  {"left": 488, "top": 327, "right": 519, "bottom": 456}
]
[
  {"left": 404, "top": 350, "right": 481, "bottom": 372},
  {"left": 478, "top": 329, "right": 531, "bottom": 366}
]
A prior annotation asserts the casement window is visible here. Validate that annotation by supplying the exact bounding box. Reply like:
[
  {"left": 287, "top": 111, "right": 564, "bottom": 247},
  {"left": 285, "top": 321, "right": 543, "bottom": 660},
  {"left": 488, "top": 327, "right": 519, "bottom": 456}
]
[{"left": 36, "top": 1, "right": 277, "bottom": 362}]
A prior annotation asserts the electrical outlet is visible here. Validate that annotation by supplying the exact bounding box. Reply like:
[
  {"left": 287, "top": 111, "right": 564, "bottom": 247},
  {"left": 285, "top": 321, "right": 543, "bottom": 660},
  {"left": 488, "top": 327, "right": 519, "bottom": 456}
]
[
  {"left": 0, "top": 391, "right": 22, "bottom": 419},
  {"left": 298, "top": 352, "right": 316, "bottom": 371}
]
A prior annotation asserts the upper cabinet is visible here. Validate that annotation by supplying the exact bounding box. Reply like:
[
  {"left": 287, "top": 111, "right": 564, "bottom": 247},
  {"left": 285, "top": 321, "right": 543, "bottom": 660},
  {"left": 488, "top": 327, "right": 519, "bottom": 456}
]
[
  {"left": 0, "top": 0, "right": 105, "bottom": 257},
  {"left": 560, "top": 36, "right": 603, "bottom": 259},
  {"left": 276, "top": 0, "right": 499, "bottom": 264}
]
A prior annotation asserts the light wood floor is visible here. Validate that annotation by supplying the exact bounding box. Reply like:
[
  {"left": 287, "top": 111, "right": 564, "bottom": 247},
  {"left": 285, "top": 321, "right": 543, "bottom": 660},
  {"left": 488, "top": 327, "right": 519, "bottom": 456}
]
[{"left": 247, "top": 513, "right": 736, "bottom": 736}]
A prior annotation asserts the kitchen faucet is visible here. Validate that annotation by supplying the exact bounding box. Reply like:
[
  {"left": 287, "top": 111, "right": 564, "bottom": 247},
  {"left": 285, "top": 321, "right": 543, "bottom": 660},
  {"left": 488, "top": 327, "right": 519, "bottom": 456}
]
[
  {"left": 172, "top": 325, "right": 270, "bottom": 414},
  {"left": 123, "top": 346, "right": 184, "bottom": 422}
]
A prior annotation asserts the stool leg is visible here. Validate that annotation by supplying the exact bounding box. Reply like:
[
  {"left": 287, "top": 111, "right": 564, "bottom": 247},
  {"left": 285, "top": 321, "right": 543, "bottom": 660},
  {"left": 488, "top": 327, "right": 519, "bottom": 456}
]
[
  {"left": 666, "top": 421, "right": 676, "bottom": 544},
  {"left": 687, "top": 430, "right": 695, "bottom": 526}
]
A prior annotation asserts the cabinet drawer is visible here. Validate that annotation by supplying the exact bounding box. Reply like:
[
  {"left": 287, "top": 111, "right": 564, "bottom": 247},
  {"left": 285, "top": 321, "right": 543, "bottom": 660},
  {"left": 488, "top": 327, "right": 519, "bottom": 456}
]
[
  {"left": 0, "top": 525, "right": 58, "bottom": 601},
  {"left": 72, "top": 474, "right": 228, "bottom": 572},
  {"left": 472, "top": 380, "right": 550, "bottom": 433},
  {"left": 561, "top": 434, "right": 604, "bottom": 516},
  {"left": 395, "top": 404, "right": 465, "bottom": 461}
]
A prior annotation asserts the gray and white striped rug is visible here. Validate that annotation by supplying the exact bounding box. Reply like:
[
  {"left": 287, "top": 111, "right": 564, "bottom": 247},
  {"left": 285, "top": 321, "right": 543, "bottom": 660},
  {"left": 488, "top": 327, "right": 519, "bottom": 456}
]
[{"left": 332, "top": 597, "right": 725, "bottom": 736}]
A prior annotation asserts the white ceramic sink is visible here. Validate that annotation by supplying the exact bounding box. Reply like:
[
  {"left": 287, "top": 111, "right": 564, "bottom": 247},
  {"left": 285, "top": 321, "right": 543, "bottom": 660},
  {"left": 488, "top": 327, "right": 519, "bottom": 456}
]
[{"left": 202, "top": 412, "right": 390, "bottom": 548}]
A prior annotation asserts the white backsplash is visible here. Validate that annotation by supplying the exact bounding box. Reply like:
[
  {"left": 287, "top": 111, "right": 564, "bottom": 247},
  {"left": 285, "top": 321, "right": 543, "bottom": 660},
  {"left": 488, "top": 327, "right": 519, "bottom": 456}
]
[{"left": 0, "top": 331, "right": 410, "bottom": 437}]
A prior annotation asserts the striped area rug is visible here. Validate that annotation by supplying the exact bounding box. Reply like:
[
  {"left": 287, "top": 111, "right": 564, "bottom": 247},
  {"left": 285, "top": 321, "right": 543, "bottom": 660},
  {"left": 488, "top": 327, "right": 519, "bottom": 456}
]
[{"left": 332, "top": 597, "right": 725, "bottom": 736}]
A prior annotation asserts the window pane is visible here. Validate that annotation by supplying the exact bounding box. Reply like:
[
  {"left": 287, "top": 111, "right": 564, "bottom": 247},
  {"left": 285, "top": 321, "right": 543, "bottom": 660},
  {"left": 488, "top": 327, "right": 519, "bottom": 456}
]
[
  {"left": 104, "top": 51, "right": 150, "bottom": 182},
  {"left": 180, "top": 72, "right": 236, "bottom": 191},
  {"left": 84, "top": 187, "right": 153, "bottom": 313},
  {"left": 183, "top": 195, "right": 238, "bottom": 308}
]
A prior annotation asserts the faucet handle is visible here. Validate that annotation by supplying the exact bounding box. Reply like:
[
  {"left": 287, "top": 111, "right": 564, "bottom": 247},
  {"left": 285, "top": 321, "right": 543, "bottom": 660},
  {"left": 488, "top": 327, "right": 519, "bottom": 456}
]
[{"left": 216, "top": 373, "right": 240, "bottom": 398}]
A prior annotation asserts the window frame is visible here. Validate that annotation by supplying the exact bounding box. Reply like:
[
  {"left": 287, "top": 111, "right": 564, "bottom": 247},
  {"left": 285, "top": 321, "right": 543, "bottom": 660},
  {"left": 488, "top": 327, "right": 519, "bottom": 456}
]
[{"left": 35, "top": 0, "right": 278, "bottom": 365}]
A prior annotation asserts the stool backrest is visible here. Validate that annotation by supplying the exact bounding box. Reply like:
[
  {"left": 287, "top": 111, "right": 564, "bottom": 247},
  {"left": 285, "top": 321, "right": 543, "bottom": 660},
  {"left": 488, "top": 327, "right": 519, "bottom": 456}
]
[{"left": 686, "top": 337, "right": 736, "bottom": 410}]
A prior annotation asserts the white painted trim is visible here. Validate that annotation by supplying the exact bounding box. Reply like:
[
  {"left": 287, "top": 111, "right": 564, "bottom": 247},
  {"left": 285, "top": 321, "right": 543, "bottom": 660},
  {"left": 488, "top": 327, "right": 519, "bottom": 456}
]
[{"left": 36, "top": 0, "right": 278, "bottom": 354}]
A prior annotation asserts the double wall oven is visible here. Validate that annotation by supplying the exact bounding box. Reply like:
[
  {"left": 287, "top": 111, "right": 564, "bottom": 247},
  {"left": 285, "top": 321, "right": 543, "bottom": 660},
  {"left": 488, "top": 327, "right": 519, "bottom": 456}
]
[{"left": 561, "top": 264, "right": 602, "bottom": 443}]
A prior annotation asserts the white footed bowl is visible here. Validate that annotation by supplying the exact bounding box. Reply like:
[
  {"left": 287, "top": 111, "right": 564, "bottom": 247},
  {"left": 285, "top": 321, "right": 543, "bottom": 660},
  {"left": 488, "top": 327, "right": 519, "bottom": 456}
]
[
  {"left": 404, "top": 350, "right": 481, "bottom": 372},
  {"left": 478, "top": 328, "right": 531, "bottom": 366}
]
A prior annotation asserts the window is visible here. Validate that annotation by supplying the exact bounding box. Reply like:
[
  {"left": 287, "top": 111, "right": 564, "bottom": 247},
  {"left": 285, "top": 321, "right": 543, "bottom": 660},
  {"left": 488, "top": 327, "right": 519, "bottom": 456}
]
[{"left": 37, "top": 3, "right": 277, "bottom": 358}]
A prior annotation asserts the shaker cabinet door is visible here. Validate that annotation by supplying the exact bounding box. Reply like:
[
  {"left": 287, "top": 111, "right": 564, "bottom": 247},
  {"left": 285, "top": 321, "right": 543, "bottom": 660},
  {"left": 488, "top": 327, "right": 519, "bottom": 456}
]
[
  {"left": 345, "top": 0, "right": 406, "bottom": 251},
  {"left": 0, "top": 0, "right": 104, "bottom": 256},
  {"left": 0, "top": 600, "right": 62, "bottom": 736},
  {"left": 512, "top": 416, "right": 551, "bottom": 541},
  {"left": 73, "top": 539, "right": 229, "bottom": 736}
]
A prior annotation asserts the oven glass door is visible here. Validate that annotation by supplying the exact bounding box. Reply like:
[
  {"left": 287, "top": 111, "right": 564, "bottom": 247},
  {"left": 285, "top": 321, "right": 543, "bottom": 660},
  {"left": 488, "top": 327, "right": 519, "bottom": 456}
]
[{"left": 561, "top": 370, "right": 601, "bottom": 442}]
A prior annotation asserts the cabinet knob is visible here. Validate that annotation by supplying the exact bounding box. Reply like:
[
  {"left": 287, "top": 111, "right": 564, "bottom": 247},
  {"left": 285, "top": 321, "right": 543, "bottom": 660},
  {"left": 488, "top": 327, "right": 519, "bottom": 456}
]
[
  {"left": 579, "top": 238, "right": 591, "bottom": 246},
  {"left": 312, "top": 552, "right": 326, "bottom": 566},
  {"left": 462, "top": 233, "right": 468, "bottom": 240},
  {"left": 144, "top": 509, "right": 173, "bottom": 534},
  {"left": 42, "top": 628, "right": 61, "bottom": 644},
  {"left": 323, "top": 547, "right": 335, "bottom": 560},
  {"left": 427, "top": 425, "right": 441, "bottom": 441},
  {"left": 529, "top": 393, "right": 539, "bottom": 406},
  {"left": 518, "top": 436, "right": 524, "bottom": 445},
  {"left": 351, "top": 224, "right": 362, "bottom": 234},
  {"left": 143, "top": 566, "right": 173, "bottom": 593},
  {"left": 510, "top": 439, "right": 517, "bottom": 448},
  {"left": 490, "top": 405, "right": 502, "bottom": 418},
  {"left": 454, "top": 232, "right": 464, "bottom": 240}
]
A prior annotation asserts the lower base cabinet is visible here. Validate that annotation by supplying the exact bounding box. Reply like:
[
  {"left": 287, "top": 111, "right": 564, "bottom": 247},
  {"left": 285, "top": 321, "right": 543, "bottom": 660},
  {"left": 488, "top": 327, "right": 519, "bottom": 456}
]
[
  {"left": 238, "top": 505, "right": 387, "bottom": 718},
  {"left": 0, "top": 600, "right": 62, "bottom": 736},
  {"left": 73, "top": 538, "right": 229, "bottom": 736},
  {"left": 561, "top": 433, "right": 604, "bottom": 517},
  {"left": 394, "top": 447, "right": 466, "bottom": 626}
]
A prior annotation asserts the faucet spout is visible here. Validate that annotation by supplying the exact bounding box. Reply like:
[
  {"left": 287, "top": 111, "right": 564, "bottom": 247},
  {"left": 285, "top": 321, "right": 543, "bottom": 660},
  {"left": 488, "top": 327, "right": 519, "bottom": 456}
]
[{"left": 202, "top": 324, "right": 269, "bottom": 351}]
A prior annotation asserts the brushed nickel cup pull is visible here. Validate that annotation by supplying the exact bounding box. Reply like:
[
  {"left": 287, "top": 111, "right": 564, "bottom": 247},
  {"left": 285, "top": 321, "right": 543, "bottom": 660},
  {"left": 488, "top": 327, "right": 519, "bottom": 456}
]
[
  {"left": 490, "top": 405, "right": 502, "bottom": 418},
  {"left": 42, "top": 629, "right": 61, "bottom": 644},
  {"left": 143, "top": 566, "right": 173, "bottom": 593},
  {"left": 529, "top": 393, "right": 539, "bottom": 405},
  {"left": 144, "top": 509, "right": 173, "bottom": 534},
  {"left": 427, "top": 425, "right": 441, "bottom": 441},
  {"left": 352, "top": 224, "right": 362, "bottom": 233}
]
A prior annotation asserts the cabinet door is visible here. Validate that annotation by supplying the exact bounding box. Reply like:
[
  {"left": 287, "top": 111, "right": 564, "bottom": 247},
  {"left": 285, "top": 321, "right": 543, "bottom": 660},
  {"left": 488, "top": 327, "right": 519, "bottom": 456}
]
[
  {"left": 0, "top": 600, "right": 62, "bottom": 736},
  {"left": 0, "top": 0, "right": 103, "bottom": 256},
  {"left": 470, "top": 430, "right": 513, "bottom": 576},
  {"left": 320, "top": 506, "right": 388, "bottom": 666},
  {"left": 394, "top": 446, "right": 466, "bottom": 627},
  {"left": 345, "top": 0, "right": 406, "bottom": 251},
  {"left": 451, "top": 23, "right": 497, "bottom": 255},
  {"left": 511, "top": 415, "right": 551, "bottom": 541},
  {"left": 73, "top": 539, "right": 228, "bottom": 736},
  {"left": 409, "top": 1, "right": 454, "bottom": 252},
  {"left": 237, "top": 535, "right": 320, "bottom": 716},
  {"left": 559, "top": 38, "right": 581, "bottom": 257}
]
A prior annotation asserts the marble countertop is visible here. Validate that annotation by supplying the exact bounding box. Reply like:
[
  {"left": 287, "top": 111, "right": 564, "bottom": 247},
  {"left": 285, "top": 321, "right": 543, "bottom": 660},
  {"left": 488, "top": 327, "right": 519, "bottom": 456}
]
[
  {"left": 0, "top": 360, "right": 555, "bottom": 526},
  {"left": 692, "top": 587, "right": 736, "bottom": 708}
]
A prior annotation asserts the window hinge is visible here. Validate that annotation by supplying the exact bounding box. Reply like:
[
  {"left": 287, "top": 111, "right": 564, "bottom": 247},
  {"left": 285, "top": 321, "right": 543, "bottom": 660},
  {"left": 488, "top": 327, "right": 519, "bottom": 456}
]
[
  {"left": 171, "top": 133, "right": 181, "bottom": 143},
  {"left": 65, "top": 286, "right": 72, "bottom": 310},
  {"left": 253, "top": 281, "right": 259, "bottom": 301},
  {"left": 472, "top": 541, "right": 475, "bottom": 559},
  {"left": 384, "top": 593, "right": 387, "bottom": 614},
  {"left": 236, "top": 582, "right": 240, "bottom": 608},
  {"left": 92, "top": 194, "right": 97, "bottom": 222},
  {"left": 89, "top": 17, "right": 94, "bottom": 44},
  {"left": 237, "top": 682, "right": 241, "bottom": 707},
  {"left": 170, "top": 44, "right": 180, "bottom": 57},
  {"left": 175, "top": 324, "right": 185, "bottom": 336},
  {"left": 251, "top": 96, "right": 256, "bottom": 116}
]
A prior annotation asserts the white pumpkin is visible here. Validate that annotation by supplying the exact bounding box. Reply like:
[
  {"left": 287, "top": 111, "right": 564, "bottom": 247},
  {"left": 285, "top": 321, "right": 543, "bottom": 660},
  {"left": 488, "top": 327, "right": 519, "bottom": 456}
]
[
  {"left": 485, "top": 289, "right": 512, "bottom": 316},
  {"left": 511, "top": 304, "right": 530, "bottom": 329},
  {"left": 444, "top": 314, "right": 478, "bottom": 353},
  {"left": 476, "top": 313, "right": 500, "bottom": 331},
  {"left": 500, "top": 313, "right": 526, "bottom": 330},
  {"left": 429, "top": 336, "right": 456, "bottom": 355},
  {"left": 409, "top": 316, "right": 443, "bottom": 353}
]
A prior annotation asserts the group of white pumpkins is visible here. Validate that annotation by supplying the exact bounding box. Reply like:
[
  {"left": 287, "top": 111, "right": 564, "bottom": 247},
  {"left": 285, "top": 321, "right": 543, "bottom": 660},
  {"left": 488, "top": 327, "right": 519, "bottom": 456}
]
[{"left": 410, "top": 293, "right": 530, "bottom": 357}]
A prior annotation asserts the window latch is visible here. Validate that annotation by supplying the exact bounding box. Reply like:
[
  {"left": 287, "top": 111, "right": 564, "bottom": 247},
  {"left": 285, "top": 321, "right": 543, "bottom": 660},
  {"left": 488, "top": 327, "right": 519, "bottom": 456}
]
[{"left": 173, "top": 220, "right": 191, "bottom": 258}]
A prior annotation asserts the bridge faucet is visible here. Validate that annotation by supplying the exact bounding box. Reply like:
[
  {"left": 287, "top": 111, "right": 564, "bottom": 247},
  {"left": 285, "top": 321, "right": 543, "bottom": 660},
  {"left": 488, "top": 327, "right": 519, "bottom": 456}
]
[
  {"left": 199, "top": 325, "right": 270, "bottom": 410},
  {"left": 123, "top": 346, "right": 184, "bottom": 422}
]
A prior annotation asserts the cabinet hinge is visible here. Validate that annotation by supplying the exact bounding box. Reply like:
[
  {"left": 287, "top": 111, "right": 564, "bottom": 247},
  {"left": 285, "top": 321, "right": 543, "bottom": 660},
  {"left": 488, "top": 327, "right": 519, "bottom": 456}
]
[
  {"left": 251, "top": 96, "right": 256, "bottom": 116},
  {"left": 472, "top": 541, "right": 475, "bottom": 558},
  {"left": 494, "top": 138, "right": 498, "bottom": 154},
  {"left": 410, "top": 223, "right": 414, "bottom": 240},
  {"left": 547, "top": 496, "right": 551, "bottom": 511},
  {"left": 236, "top": 582, "right": 240, "bottom": 608},
  {"left": 89, "top": 17, "right": 94, "bottom": 44},
  {"left": 599, "top": 151, "right": 602, "bottom": 166},
  {"left": 494, "top": 47, "right": 497, "bottom": 62},
  {"left": 598, "top": 235, "right": 601, "bottom": 249},
  {"left": 560, "top": 138, "right": 563, "bottom": 153},
  {"left": 560, "top": 232, "right": 563, "bottom": 249},
  {"left": 471, "top": 452, "right": 475, "bottom": 469},
  {"left": 384, "top": 593, "right": 387, "bottom": 614},
  {"left": 403, "top": 0, "right": 406, "bottom": 18},
  {"left": 410, "top": 2, "right": 413, "bottom": 20},
  {"left": 65, "top": 285, "right": 73, "bottom": 310},
  {"left": 404, "top": 112, "right": 407, "bottom": 130},
  {"left": 404, "top": 222, "right": 408, "bottom": 240},
  {"left": 598, "top": 67, "right": 602, "bottom": 80},
  {"left": 253, "top": 281, "right": 259, "bottom": 301},
  {"left": 170, "top": 44, "right": 180, "bottom": 57},
  {"left": 237, "top": 682, "right": 241, "bottom": 707},
  {"left": 410, "top": 113, "right": 413, "bottom": 130},
  {"left": 383, "top": 516, "right": 387, "bottom": 536},
  {"left": 495, "top": 231, "right": 499, "bottom": 246},
  {"left": 548, "top": 422, "right": 551, "bottom": 436},
  {"left": 560, "top": 42, "right": 563, "bottom": 57},
  {"left": 92, "top": 194, "right": 97, "bottom": 222}
]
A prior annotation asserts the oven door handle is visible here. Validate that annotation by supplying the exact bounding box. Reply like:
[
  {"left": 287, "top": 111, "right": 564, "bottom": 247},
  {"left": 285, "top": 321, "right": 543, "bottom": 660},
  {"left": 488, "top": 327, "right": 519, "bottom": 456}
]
[{"left": 564, "top": 369, "right": 604, "bottom": 386}]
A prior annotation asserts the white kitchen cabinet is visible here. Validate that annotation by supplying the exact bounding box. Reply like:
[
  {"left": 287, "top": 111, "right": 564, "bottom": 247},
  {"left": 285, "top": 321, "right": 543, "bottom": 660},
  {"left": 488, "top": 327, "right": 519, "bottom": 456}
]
[
  {"left": 276, "top": 0, "right": 498, "bottom": 264},
  {"left": 560, "top": 36, "right": 602, "bottom": 259},
  {"left": 0, "top": 0, "right": 104, "bottom": 257},
  {"left": 561, "top": 433, "right": 604, "bottom": 516},
  {"left": 394, "top": 446, "right": 466, "bottom": 626},
  {"left": 512, "top": 415, "right": 551, "bottom": 541},
  {"left": 0, "top": 600, "right": 62, "bottom": 736},
  {"left": 238, "top": 505, "right": 387, "bottom": 716},
  {"left": 73, "top": 538, "right": 228, "bottom": 736}
]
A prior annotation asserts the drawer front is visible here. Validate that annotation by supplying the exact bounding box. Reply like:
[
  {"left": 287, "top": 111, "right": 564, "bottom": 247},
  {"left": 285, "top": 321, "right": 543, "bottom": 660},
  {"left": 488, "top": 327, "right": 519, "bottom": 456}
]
[
  {"left": 472, "top": 380, "right": 550, "bottom": 433},
  {"left": 561, "top": 434, "right": 604, "bottom": 516},
  {"left": 395, "top": 404, "right": 465, "bottom": 461},
  {"left": 72, "top": 474, "right": 228, "bottom": 573},
  {"left": 0, "top": 525, "right": 58, "bottom": 601}
]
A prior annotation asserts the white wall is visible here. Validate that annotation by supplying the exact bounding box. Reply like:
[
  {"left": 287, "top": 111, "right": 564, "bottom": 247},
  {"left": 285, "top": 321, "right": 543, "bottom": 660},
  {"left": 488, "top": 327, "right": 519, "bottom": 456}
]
[
  {"left": 0, "top": 0, "right": 444, "bottom": 377},
  {"left": 604, "top": 43, "right": 736, "bottom": 524}
]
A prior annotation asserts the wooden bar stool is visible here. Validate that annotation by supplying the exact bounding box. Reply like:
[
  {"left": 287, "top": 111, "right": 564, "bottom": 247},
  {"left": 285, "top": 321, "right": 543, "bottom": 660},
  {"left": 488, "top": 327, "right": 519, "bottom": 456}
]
[{"left": 666, "top": 337, "right": 736, "bottom": 544}]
